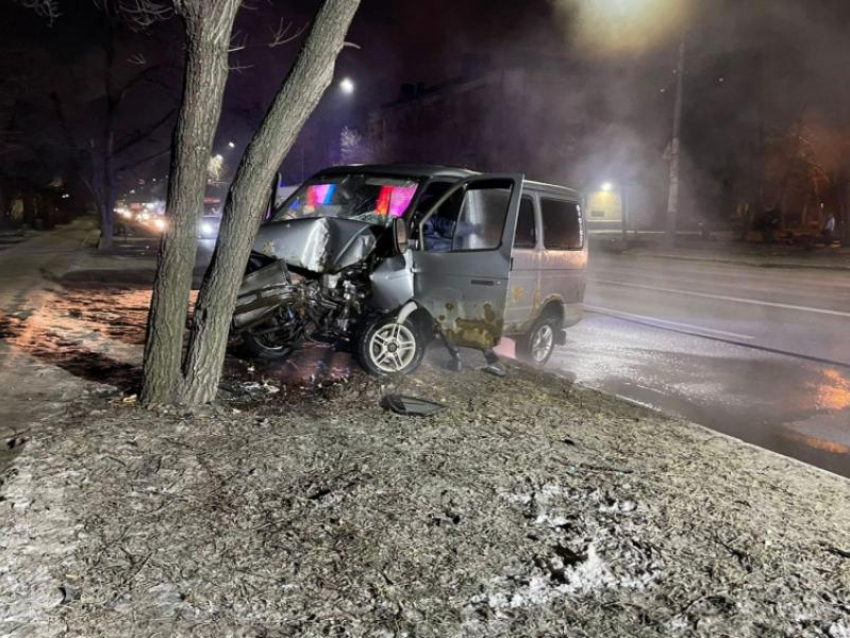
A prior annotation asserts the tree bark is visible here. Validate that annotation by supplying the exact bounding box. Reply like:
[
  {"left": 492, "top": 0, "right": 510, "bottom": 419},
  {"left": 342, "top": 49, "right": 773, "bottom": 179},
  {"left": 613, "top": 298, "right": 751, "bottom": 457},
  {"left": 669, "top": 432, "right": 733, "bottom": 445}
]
[
  {"left": 99, "top": 20, "right": 118, "bottom": 250},
  {"left": 177, "top": 0, "right": 361, "bottom": 404},
  {"left": 140, "top": 1, "right": 240, "bottom": 404}
]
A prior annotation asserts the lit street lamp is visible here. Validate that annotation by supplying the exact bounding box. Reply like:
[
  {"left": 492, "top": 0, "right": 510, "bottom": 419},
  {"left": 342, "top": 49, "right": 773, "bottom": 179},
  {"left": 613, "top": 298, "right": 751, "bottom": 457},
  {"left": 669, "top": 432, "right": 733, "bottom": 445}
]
[
  {"left": 566, "top": 1, "right": 692, "bottom": 244},
  {"left": 339, "top": 77, "right": 355, "bottom": 95},
  {"left": 591, "top": 180, "right": 629, "bottom": 244}
]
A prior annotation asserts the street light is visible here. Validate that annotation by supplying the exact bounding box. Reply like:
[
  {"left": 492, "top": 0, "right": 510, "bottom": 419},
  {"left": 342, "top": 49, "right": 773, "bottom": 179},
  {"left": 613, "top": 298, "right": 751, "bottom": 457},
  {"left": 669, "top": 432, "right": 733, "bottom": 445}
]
[
  {"left": 592, "top": 180, "right": 628, "bottom": 243},
  {"left": 557, "top": 0, "right": 691, "bottom": 55},
  {"left": 339, "top": 77, "right": 355, "bottom": 95},
  {"left": 228, "top": 141, "right": 236, "bottom": 149},
  {"left": 567, "top": 0, "right": 692, "bottom": 245}
]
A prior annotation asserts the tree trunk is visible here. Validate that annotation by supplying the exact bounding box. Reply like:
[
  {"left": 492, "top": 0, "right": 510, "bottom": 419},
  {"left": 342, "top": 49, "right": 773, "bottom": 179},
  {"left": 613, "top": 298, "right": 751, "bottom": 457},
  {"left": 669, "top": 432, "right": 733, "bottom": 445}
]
[
  {"left": 141, "top": 4, "right": 240, "bottom": 404},
  {"left": 98, "top": 20, "right": 118, "bottom": 250},
  {"left": 100, "top": 127, "right": 116, "bottom": 249},
  {"left": 177, "top": 0, "right": 361, "bottom": 404}
]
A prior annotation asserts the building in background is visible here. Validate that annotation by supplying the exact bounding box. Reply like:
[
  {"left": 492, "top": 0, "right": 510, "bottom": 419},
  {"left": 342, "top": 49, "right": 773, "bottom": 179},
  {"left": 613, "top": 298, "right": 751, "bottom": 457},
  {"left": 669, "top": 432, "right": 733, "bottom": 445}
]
[{"left": 366, "top": 56, "right": 666, "bottom": 230}]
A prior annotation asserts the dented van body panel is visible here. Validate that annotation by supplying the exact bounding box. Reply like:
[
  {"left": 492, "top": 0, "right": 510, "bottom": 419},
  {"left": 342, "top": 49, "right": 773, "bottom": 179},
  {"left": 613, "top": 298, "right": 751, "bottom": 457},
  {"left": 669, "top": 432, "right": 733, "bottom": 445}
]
[{"left": 231, "top": 164, "right": 586, "bottom": 372}]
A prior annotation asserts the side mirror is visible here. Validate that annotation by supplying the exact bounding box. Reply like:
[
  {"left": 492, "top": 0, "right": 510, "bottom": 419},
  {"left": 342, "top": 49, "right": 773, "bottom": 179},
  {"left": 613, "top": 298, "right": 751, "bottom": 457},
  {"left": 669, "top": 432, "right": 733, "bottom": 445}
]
[{"left": 393, "top": 217, "right": 409, "bottom": 254}]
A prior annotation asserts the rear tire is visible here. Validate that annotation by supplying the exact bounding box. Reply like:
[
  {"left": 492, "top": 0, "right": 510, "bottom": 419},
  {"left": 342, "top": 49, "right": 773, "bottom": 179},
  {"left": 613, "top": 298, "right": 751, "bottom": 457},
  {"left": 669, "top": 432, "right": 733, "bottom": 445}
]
[
  {"left": 357, "top": 316, "right": 425, "bottom": 376},
  {"left": 517, "top": 315, "right": 559, "bottom": 367}
]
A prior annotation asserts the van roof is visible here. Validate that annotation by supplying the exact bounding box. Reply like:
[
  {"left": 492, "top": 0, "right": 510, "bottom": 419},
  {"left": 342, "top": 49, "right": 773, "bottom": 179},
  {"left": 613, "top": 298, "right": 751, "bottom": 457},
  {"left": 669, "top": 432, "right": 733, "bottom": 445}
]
[
  {"left": 320, "top": 164, "right": 477, "bottom": 180},
  {"left": 319, "top": 164, "right": 580, "bottom": 199}
]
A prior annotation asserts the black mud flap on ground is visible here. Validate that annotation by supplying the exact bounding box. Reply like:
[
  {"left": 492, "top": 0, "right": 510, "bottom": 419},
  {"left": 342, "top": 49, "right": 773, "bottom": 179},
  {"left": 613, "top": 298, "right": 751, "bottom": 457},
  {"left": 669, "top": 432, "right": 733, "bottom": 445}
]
[{"left": 381, "top": 394, "right": 447, "bottom": 417}]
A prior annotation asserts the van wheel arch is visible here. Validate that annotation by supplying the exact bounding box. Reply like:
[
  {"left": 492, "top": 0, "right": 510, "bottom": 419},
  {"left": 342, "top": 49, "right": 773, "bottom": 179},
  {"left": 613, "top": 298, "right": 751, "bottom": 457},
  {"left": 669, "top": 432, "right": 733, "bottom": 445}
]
[
  {"left": 539, "top": 300, "right": 565, "bottom": 328},
  {"left": 409, "top": 308, "right": 438, "bottom": 345}
]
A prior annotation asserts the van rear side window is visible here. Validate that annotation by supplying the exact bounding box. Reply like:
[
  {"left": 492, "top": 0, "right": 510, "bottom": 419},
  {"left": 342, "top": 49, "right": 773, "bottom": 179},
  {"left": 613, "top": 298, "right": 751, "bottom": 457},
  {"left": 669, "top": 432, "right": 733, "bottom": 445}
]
[{"left": 541, "top": 198, "right": 583, "bottom": 250}]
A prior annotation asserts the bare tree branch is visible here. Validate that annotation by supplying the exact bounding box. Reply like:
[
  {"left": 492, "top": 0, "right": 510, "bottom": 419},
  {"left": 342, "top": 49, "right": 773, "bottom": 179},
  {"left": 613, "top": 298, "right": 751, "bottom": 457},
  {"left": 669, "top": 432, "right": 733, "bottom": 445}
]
[
  {"left": 116, "top": 146, "right": 169, "bottom": 172},
  {"left": 228, "top": 61, "right": 254, "bottom": 74},
  {"left": 18, "top": 0, "right": 174, "bottom": 28},
  {"left": 269, "top": 19, "right": 307, "bottom": 48},
  {"left": 13, "top": 0, "right": 60, "bottom": 24},
  {"left": 114, "top": 107, "right": 176, "bottom": 156},
  {"left": 116, "top": 63, "right": 168, "bottom": 100},
  {"left": 227, "top": 18, "right": 308, "bottom": 53},
  {"left": 228, "top": 30, "right": 249, "bottom": 53},
  {"left": 93, "top": 0, "right": 173, "bottom": 29}
]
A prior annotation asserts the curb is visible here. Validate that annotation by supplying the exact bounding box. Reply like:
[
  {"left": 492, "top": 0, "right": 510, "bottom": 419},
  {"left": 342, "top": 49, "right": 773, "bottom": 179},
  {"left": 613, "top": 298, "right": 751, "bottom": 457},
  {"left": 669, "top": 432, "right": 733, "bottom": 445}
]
[
  {"left": 621, "top": 251, "right": 850, "bottom": 272},
  {"left": 606, "top": 389, "right": 850, "bottom": 482}
]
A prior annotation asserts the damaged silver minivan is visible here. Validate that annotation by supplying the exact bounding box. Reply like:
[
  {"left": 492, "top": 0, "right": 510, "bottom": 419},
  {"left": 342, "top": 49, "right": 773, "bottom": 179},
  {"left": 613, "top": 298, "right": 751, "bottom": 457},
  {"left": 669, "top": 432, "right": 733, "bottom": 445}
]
[{"left": 232, "top": 165, "right": 587, "bottom": 375}]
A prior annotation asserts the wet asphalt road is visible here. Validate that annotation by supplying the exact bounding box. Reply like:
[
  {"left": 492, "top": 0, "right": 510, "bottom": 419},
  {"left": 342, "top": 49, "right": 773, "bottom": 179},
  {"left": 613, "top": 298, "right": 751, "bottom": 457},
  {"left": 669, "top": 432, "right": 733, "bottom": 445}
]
[{"left": 551, "top": 251, "right": 850, "bottom": 477}]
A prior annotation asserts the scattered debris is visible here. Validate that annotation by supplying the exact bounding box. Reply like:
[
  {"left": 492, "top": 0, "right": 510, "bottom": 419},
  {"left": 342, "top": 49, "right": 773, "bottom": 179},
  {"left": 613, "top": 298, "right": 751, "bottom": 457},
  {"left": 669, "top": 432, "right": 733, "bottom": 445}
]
[
  {"left": 482, "top": 365, "right": 508, "bottom": 378},
  {"left": 5, "top": 436, "right": 27, "bottom": 450},
  {"left": 826, "top": 546, "right": 850, "bottom": 559},
  {"left": 58, "top": 585, "right": 77, "bottom": 606},
  {"left": 381, "top": 393, "right": 447, "bottom": 416},
  {"left": 239, "top": 381, "right": 281, "bottom": 396}
]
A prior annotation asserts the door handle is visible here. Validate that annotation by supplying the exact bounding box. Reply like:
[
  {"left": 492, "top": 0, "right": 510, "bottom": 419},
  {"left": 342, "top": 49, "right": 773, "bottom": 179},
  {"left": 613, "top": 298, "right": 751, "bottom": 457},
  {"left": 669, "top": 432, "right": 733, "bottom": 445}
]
[{"left": 470, "top": 279, "right": 496, "bottom": 286}]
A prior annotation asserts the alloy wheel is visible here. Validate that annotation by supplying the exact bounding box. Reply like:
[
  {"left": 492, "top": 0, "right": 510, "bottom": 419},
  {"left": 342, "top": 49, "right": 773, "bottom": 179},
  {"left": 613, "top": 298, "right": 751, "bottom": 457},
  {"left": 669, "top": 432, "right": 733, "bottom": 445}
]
[
  {"left": 368, "top": 322, "right": 418, "bottom": 373},
  {"left": 531, "top": 324, "right": 554, "bottom": 363}
]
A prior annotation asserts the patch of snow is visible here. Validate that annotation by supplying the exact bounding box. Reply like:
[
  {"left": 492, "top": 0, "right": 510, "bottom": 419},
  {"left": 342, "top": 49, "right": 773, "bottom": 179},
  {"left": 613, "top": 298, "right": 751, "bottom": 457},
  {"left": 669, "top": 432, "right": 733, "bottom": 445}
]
[
  {"left": 668, "top": 615, "right": 690, "bottom": 632},
  {"left": 478, "top": 544, "right": 620, "bottom": 614},
  {"left": 534, "top": 513, "right": 571, "bottom": 528},
  {"left": 499, "top": 491, "right": 532, "bottom": 505},
  {"left": 599, "top": 499, "right": 637, "bottom": 514},
  {"left": 240, "top": 381, "right": 280, "bottom": 395},
  {"left": 0, "top": 454, "right": 80, "bottom": 636},
  {"left": 829, "top": 622, "right": 850, "bottom": 638},
  {"left": 561, "top": 544, "right": 617, "bottom": 594}
]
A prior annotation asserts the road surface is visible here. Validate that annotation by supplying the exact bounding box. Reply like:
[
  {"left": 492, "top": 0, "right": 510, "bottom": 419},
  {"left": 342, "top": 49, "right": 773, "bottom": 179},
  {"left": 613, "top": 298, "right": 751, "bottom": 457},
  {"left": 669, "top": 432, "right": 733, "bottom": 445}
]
[{"left": 552, "top": 251, "right": 850, "bottom": 477}]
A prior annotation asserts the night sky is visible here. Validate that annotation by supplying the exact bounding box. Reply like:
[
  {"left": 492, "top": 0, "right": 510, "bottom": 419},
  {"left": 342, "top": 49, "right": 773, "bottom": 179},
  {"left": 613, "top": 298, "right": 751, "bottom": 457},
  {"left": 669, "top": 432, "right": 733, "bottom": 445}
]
[{"left": 4, "top": 0, "right": 850, "bottom": 204}]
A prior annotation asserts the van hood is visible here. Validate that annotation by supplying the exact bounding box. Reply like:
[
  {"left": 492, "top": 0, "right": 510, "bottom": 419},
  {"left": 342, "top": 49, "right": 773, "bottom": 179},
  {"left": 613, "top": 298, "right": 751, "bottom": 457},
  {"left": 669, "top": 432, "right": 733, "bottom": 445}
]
[{"left": 253, "top": 217, "right": 379, "bottom": 274}]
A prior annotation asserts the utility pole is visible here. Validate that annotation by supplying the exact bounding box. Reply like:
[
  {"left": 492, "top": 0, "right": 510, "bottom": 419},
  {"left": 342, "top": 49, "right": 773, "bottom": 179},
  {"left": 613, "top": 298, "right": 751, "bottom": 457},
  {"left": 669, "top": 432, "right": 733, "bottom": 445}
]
[{"left": 665, "top": 35, "right": 686, "bottom": 245}]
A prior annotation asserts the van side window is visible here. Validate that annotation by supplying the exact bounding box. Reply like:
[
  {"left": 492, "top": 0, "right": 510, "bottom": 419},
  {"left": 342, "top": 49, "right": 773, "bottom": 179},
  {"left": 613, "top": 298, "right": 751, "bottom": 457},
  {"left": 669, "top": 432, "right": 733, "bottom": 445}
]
[
  {"left": 541, "top": 198, "right": 583, "bottom": 250},
  {"left": 413, "top": 181, "right": 453, "bottom": 222},
  {"left": 420, "top": 181, "right": 512, "bottom": 252},
  {"left": 413, "top": 181, "right": 456, "bottom": 252},
  {"left": 451, "top": 184, "right": 511, "bottom": 251},
  {"left": 514, "top": 196, "right": 536, "bottom": 249}
]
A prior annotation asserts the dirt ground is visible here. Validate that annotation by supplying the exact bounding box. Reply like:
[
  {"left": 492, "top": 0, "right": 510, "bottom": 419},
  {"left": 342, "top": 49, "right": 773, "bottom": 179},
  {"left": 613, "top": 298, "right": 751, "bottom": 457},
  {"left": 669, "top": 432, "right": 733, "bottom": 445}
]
[{"left": 2, "top": 239, "right": 850, "bottom": 637}]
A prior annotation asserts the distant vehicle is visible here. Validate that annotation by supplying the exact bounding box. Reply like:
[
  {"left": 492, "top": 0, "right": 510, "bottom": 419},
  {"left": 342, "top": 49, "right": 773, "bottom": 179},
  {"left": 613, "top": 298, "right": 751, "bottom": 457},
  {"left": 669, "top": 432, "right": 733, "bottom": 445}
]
[
  {"left": 151, "top": 216, "right": 167, "bottom": 232},
  {"left": 231, "top": 164, "right": 587, "bottom": 375},
  {"left": 198, "top": 215, "right": 221, "bottom": 239}
]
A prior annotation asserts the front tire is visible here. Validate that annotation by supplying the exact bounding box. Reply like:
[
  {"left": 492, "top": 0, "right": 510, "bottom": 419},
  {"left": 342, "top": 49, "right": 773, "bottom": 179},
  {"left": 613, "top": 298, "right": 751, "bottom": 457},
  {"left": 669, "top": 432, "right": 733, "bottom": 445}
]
[
  {"left": 357, "top": 316, "right": 425, "bottom": 376},
  {"left": 517, "top": 315, "right": 559, "bottom": 367},
  {"left": 242, "top": 313, "right": 304, "bottom": 361}
]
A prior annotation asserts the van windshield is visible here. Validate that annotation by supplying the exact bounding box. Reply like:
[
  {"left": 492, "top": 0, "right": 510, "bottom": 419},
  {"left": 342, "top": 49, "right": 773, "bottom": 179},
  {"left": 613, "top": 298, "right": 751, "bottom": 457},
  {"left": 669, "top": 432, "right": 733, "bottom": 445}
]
[{"left": 272, "top": 174, "right": 421, "bottom": 227}]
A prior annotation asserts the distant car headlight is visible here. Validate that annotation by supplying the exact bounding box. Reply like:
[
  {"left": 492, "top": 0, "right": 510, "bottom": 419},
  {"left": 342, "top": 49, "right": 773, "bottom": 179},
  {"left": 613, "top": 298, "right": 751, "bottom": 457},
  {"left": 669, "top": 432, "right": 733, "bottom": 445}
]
[
  {"left": 201, "top": 222, "right": 214, "bottom": 236},
  {"left": 154, "top": 218, "right": 167, "bottom": 231}
]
